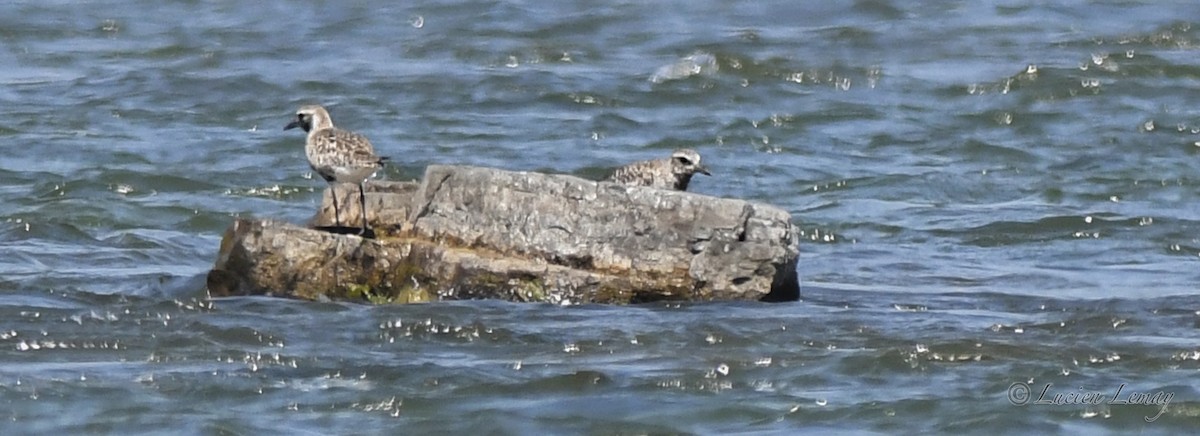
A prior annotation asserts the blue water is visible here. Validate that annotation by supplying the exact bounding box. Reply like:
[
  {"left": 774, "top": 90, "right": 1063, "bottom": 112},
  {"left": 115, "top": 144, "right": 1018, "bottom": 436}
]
[{"left": 2, "top": 0, "right": 1200, "bottom": 433}]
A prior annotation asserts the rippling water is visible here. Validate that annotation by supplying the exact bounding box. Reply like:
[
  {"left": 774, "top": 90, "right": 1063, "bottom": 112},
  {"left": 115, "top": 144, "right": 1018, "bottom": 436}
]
[{"left": 3, "top": 0, "right": 1200, "bottom": 433}]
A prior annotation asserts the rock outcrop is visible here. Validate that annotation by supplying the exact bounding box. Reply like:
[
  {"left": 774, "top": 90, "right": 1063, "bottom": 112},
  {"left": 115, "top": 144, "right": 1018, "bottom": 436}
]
[{"left": 207, "top": 165, "right": 800, "bottom": 304}]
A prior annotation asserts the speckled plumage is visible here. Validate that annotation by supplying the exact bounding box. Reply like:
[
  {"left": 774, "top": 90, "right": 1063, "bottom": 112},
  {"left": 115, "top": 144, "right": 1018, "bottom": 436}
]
[
  {"left": 605, "top": 148, "right": 710, "bottom": 191},
  {"left": 285, "top": 104, "right": 387, "bottom": 235}
]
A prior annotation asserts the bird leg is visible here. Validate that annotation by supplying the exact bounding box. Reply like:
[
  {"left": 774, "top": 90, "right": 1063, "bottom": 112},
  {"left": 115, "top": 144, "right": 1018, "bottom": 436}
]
[
  {"left": 358, "top": 182, "right": 369, "bottom": 235},
  {"left": 331, "top": 185, "right": 342, "bottom": 228}
]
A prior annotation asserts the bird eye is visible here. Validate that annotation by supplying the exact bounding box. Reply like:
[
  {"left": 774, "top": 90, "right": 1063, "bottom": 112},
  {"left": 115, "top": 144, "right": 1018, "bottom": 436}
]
[{"left": 676, "top": 157, "right": 692, "bottom": 165}]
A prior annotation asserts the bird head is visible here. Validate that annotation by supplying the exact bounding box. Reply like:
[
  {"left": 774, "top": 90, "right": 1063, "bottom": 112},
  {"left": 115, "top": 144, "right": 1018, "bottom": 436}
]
[
  {"left": 670, "top": 148, "right": 711, "bottom": 177},
  {"left": 284, "top": 105, "right": 333, "bottom": 133}
]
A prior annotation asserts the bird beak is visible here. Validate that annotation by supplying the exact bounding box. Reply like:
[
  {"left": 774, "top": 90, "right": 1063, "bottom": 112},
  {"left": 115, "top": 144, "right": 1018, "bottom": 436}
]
[
  {"left": 698, "top": 166, "right": 711, "bottom": 176},
  {"left": 284, "top": 119, "right": 301, "bottom": 131}
]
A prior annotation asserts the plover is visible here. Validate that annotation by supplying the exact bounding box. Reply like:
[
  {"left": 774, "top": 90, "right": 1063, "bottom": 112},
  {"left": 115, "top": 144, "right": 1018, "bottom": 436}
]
[
  {"left": 285, "top": 104, "right": 387, "bottom": 235},
  {"left": 605, "top": 148, "right": 711, "bottom": 191}
]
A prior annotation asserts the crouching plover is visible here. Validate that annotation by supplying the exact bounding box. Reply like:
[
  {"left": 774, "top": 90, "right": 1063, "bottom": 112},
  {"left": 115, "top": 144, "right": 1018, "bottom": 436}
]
[
  {"left": 285, "top": 104, "right": 388, "bottom": 236},
  {"left": 605, "top": 148, "right": 710, "bottom": 191}
]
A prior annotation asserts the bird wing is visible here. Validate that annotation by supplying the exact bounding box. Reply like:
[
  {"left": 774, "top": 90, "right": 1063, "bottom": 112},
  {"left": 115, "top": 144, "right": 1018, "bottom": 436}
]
[
  {"left": 314, "top": 128, "right": 384, "bottom": 167},
  {"left": 606, "top": 160, "right": 659, "bottom": 186}
]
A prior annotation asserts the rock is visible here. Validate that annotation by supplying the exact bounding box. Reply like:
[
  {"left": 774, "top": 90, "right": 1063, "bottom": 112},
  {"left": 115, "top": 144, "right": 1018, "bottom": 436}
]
[
  {"left": 208, "top": 165, "right": 800, "bottom": 304},
  {"left": 309, "top": 180, "right": 419, "bottom": 229}
]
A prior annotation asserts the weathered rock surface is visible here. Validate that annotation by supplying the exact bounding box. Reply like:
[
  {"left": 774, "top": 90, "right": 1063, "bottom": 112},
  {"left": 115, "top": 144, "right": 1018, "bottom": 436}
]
[
  {"left": 309, "top": 180, "right": 419, "bottom": 229},
  {"left": 208, "top": 165, "right": 800, "bottom": 304}
]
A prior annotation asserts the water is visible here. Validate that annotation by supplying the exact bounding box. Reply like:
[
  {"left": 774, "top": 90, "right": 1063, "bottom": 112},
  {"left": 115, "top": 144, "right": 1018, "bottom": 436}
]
[{"left": 2, "top": 0, "right": 1199, "bottom": 433}]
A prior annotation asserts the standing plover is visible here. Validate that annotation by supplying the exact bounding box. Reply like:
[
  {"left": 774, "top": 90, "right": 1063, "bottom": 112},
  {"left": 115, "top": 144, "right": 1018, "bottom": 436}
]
[
  {"left": 605, "top": 148, "right": 711, "bottom": 191},
  {"left": 285, "top": 104, "right": 387, "bottom": 235}
]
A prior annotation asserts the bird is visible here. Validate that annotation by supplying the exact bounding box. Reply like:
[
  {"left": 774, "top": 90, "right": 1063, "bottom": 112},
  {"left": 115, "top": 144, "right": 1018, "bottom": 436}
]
[
  {"left": 284, "top": 104, "right": 387, "bottom": 236},
  {"left": 605, "top": 148, "right": 711, "bottom": 191}
]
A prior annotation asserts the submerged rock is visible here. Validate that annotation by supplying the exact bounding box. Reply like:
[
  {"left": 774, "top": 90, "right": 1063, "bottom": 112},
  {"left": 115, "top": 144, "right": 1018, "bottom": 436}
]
[
  {"left": 208, "top": 165, "right": 800, "bottom": 304},
  {"left": 650, "top": 51, "right": 719, "bottom": 83}
]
